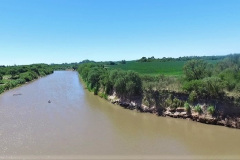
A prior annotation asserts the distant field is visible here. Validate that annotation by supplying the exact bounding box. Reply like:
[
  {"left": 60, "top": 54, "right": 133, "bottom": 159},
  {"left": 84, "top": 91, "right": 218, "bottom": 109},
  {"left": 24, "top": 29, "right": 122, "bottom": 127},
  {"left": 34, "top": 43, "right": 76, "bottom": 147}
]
[{"left": 107, "top": 60, "right": 220, "bottom": 76}]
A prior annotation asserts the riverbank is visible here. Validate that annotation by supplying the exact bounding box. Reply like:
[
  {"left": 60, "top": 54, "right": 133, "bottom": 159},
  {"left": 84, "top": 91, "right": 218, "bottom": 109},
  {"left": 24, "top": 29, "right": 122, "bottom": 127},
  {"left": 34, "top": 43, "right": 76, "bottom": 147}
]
[
  {"left": 78, "top": 68, "right": 240, "bottom": 129},
  {"left": 104, "top": 91, "right": 240, "bottom": 129},
  {"left": 0, "top": 73, "right": 53, "bottom": 95}
]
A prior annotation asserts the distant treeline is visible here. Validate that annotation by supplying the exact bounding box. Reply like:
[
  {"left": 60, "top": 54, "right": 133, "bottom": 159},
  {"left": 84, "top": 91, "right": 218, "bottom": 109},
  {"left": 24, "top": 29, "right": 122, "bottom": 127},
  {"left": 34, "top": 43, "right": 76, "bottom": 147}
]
[{"left": 137, "top": 54, "right": 232, "bottom": 63}]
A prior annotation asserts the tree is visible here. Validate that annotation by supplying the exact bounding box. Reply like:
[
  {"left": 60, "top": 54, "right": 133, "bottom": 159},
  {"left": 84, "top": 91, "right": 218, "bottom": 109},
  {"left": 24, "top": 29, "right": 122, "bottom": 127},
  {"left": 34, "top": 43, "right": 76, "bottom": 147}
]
[
  {"left": 8, "top": 69, "right": 17, "bottom": 78},
  {"left": 72, "top": 65, "right": 78, "bottom": 70},
  {"left": 109, "top": 61, "right": 116, "bottom": 65},
  {"left": 183, "top": 60, "right": 211, "bottom": 81},
  {"left": 121, "top": 60, "right": 126, "bottom": 64},
  {"left": 138, "top": 57, "right": 147, "bottom": 62}
]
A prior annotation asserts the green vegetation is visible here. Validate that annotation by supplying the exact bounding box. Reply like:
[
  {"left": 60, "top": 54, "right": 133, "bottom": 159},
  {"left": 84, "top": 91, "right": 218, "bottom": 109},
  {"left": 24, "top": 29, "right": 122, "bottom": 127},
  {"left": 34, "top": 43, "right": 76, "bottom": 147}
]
[
  {"left": 194, "top": 105, "right": 202, "bottom": 114},
  {"left": 184, "top": 102, "right": 191, "bottom": 113},
  {"left": 2, "top": 53, "right": 240, "bottom": 120},
  {"left": 207, "top": 105, "right": 215, "bottom": 115},
  {"left": 183, "top": 54, "right": 240, "bottom": 101},
  {"left": 77, "top": 54, "right": 240, "bottom": 115},
  {"left": 107, "top": 56, "right": 222, "bottom": 76},
  {"left": 78, "top": 63, "right": 142, "bottom": 98},
  {"left": 166, "top": 97, "right": 183, "bottom": 109},
  {"left": 108, "top": 61, "right": 185, "bottom": 76},
  {"left": 0, "top": 64, "right": 54, "bottom": 94}
]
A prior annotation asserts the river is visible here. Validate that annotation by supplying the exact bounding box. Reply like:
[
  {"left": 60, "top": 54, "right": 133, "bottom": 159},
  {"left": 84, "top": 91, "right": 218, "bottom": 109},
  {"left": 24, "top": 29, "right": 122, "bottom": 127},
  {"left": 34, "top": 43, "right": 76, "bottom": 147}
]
[{"left": 0, "top": 71, "right": 240, "bottom": 159}]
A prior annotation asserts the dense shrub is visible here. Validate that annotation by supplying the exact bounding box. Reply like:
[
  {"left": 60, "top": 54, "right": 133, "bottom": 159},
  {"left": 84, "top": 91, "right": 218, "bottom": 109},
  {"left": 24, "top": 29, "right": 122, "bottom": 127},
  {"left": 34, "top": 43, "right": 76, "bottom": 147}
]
[
  {"left": 78, "top": 63, "right": 142, "bottom": 97},
  {"left": 188, "top": 91, "right": 197, "bottom": 103},
  {"left": 183, "top": 77, "right": 224, "bottom": 99},
  {"left": 183, "top": 59, "right": 211, "bottom": 81}
]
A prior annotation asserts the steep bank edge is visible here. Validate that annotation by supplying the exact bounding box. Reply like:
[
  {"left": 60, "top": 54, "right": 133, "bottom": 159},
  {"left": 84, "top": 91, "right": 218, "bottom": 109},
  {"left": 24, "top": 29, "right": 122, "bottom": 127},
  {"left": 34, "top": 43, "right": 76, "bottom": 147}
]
[{"left": 78, "top": 74, "right": 240, "bottom": 129}]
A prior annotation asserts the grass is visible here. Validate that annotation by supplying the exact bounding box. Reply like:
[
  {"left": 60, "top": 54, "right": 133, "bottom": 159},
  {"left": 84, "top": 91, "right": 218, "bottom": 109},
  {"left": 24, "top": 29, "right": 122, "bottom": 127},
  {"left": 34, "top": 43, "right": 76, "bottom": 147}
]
[{"left": 106, "top": 60, "right": 220, "bottom": 76}]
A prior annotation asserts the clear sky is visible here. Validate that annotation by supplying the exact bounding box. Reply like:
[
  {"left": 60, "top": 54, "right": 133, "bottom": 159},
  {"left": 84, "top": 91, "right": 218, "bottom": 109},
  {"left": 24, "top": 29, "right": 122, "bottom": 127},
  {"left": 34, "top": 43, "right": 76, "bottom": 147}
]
[{"left": 0, "top": 0, "right": 240, "bottom": 65}]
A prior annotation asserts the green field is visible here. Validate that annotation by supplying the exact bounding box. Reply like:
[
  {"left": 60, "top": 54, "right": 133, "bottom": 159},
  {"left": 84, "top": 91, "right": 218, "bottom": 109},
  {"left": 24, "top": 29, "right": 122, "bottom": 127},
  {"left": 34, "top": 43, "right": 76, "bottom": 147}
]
[{"left": 107, "top": 60, "right": 220, "bottom": 76}]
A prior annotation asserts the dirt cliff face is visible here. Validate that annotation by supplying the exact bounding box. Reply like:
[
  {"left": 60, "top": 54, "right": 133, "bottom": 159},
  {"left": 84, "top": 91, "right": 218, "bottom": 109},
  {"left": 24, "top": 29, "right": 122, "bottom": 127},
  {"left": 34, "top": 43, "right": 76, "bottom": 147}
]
[{"left": 107, "top": 91, "right": 240, "bottom": 129}]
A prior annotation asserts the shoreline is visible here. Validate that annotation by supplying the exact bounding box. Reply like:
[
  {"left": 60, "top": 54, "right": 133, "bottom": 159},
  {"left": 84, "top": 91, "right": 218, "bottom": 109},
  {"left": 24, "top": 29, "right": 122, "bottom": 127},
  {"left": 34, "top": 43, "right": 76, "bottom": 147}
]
[
  {"left": 0, "top": 73, "right": 53, "bottom": 95},
  {"left": 77, "top": 72, "right": 240, "bottom": 129},
  {"left": 106, "top": 95, "right": 240, "bottom": 129}
]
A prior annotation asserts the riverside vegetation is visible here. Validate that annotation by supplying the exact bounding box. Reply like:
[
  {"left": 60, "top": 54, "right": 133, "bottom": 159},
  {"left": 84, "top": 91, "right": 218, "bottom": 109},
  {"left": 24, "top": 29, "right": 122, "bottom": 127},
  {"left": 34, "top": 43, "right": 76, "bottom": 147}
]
[
  {"left": 78, "top": 54, "right": 240, "bottom": 128},
  {"left": 0, "top": 62, "right": 81, "bottom": 94},
  {"left": 1, "top": 54, "right": 240, "bottom": 128},
  {"left": 0, "top": 64, "right": 54, "bottom": 94}
]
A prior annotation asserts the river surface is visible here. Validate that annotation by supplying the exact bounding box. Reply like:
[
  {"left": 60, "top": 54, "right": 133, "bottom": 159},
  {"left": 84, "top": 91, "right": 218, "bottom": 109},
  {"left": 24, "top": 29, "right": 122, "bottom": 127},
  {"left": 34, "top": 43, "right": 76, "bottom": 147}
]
[{"left": 0, "top": 71, "right": 240, "bottom": 159}]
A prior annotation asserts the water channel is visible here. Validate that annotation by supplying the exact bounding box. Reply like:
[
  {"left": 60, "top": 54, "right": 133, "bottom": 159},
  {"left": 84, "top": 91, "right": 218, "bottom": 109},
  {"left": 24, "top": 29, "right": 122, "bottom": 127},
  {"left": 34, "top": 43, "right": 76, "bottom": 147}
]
[{"left": 0, "top": 71, "right": 240, "bottom": 159}]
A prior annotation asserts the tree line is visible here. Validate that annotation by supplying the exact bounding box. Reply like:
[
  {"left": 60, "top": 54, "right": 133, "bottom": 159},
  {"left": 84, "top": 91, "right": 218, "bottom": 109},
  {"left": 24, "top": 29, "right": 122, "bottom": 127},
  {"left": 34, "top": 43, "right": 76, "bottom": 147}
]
[
  {"left": 78, "top": 54, "right": 240, "bottom": 109},
  {"left": 78, "top": 63, "right": 142, "bottom": 98}
]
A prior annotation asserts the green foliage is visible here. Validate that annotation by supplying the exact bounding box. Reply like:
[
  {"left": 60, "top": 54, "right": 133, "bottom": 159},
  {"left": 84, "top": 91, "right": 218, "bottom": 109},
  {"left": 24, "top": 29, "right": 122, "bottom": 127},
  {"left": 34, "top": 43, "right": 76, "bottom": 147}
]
[
  {"left": 194, "top": 105, "right": 202, "bottom": 114},
  {"left": 188, "top": 91, "right": 197, "bottom": 103},
  {"left": 0, "top": 85, "right": 5, "bottom": 94},
  {"left": 203, "top": 77, "right": 224, "bottom": 98},
  {"left": 78, "top": 63, "right": 142, "bottom": 97},
  {"left": 165, "top": 96, "right": 183, "bottom": 109},
  {"left": 0, "top": 64, "right": 53, "bottom": 94},
  {"left": 109, "top": 61, "right": 116, "bottom": 65},
  {"left": 121, "top": 60, "right": 126, "bottom": 64},
  {"left": 207, "top": 105, "right": 215, "bottom": 115},
  {"left": 183, "top": 59, "right": 211, "bottom": 81},
  {"left": 172, "top": 98, "right": 183, "bottom": 108},
  {"left": 98, "top": 92, "right": 108, "bottom": 100},
  {"left": 8, "top": 69, "right": 18, "bottom": 78},
  {"left": 184, "top": 102, "right": 191, "bottom": 113},
  {"left": 183, "top": 77, "right": 224, "bottom": 99}
]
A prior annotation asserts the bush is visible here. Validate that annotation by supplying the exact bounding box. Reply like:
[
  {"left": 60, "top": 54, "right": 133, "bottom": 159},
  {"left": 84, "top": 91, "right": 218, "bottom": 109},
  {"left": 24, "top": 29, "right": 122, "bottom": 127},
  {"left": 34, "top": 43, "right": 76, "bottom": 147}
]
[
  {"left": 172, "top": 98, "right": 183, "bottom": 108},
  {"left": 188, "top": 91, "right": 197, "bottom": 103},
  {"left": 183, "top": 77, "right": 224, "bottom": 99},
  {"left": 194, "top": 105, "right": 202, "bottom": 114},
  {"left": 207, "top": 105, "right": 215, "bottom": 115},
  {"left": 184, "top": 102, "right": 191, "bottom": 113},
  {"left": 183, "top": 59, "right": 211, "bottom": 81},
  {"left": 0, "top": 85, "right": 5, "bottom": 94},
  {"left": 98, "top": 92, "right": 108, "bottom": 100}
]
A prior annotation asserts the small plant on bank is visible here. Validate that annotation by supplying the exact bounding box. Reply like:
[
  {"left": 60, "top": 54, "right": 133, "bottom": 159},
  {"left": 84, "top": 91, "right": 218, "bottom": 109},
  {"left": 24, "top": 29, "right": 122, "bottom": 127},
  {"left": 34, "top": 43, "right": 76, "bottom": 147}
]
[
  {"left": 207, "top": 105, "right": 215, "bottom": 115},
  {"left": 194, "top": 104, "right": 202, "bottom": 114},
  {"left": 184, "top": 102, "right": 191, "bottom": 113},
  {"left": 98, "top": 92, "right": 108, "bottom": 100}
]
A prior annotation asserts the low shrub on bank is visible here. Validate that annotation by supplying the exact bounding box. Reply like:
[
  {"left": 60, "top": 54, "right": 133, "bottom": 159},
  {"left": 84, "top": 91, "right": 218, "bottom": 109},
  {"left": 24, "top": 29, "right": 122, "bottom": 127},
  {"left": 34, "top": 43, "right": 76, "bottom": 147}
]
[
  {"left": 98, "top": 92, "right": 108, "bottom": 100},
  {"left": 194, "top": 105, "right": 202, "bottom": 114},
  {"left": 207, "top": 105, "right": 215, "bottom": 115},
  {"left": 184, "top": 102, "right": 191, "bottom": 113}
]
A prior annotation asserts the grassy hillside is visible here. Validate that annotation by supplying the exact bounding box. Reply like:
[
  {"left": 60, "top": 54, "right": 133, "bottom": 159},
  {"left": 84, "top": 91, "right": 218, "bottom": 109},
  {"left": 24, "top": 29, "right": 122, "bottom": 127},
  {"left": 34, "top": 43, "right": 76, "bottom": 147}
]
[{"left": 106, "top": 60, "right": 220, "bottom": 76}]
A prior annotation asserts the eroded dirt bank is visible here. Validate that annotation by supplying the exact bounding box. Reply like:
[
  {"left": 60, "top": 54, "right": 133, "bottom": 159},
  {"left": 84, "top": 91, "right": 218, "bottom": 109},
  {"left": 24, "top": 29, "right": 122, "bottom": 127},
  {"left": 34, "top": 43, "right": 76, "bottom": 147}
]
[{"left": 107, "top": 91, "right": 240, "bottom": 129}]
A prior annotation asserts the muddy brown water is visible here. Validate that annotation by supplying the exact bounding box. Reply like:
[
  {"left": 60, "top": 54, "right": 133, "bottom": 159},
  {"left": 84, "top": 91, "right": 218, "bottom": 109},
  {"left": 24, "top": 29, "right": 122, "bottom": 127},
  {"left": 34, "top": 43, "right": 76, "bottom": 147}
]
[{"left": 0, "top": 71, "right": 240, "bottom": 160}]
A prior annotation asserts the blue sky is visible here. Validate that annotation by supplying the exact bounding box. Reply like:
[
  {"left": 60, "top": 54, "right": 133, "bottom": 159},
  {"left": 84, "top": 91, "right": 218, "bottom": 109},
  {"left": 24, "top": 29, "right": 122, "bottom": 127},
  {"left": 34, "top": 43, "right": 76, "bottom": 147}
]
[{"left": 0, "top": 0, "right": 240, "bottom": 65}]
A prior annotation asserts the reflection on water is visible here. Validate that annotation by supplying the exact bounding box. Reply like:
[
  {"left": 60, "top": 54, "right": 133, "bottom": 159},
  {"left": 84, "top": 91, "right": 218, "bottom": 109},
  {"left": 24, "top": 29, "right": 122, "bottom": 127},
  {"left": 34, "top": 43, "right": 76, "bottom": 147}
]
[{"left": 0, "top": 71, "right": 239, "bottom": 159}]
